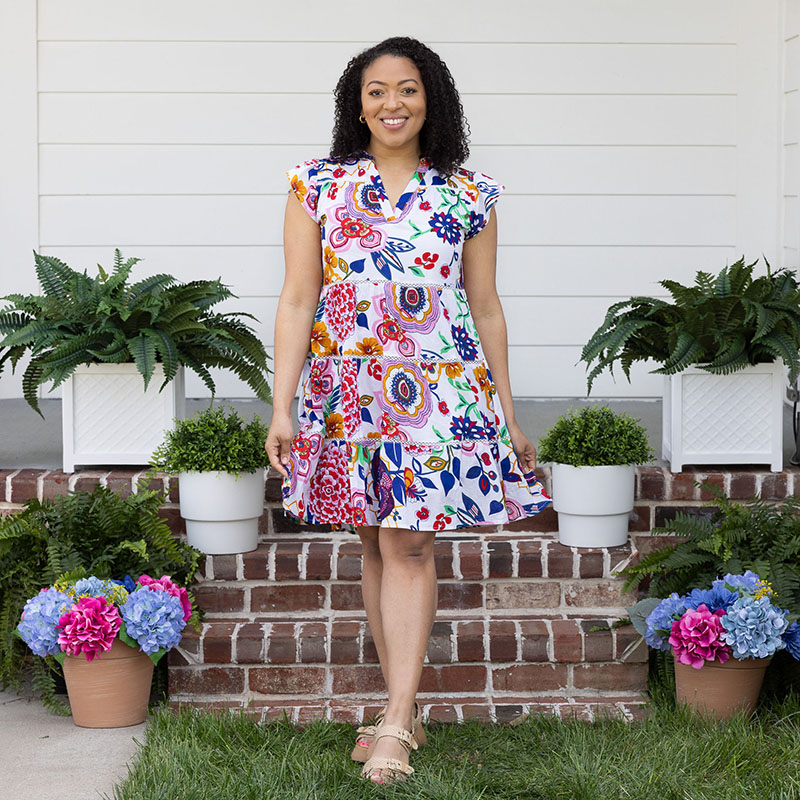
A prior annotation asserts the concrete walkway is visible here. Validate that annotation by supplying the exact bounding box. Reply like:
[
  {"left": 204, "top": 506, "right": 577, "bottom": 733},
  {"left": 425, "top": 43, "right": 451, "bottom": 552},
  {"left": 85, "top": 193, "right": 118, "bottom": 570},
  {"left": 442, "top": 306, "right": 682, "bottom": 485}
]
[{"left": 0, "top": 688, "right": 145, "bottom": 800}]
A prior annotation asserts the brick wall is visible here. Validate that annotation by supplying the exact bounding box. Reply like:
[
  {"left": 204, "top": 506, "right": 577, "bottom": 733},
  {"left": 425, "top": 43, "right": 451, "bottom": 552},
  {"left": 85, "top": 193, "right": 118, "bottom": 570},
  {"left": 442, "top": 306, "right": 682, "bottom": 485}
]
[{"left": 2, "top": 464, "right": 798, "bottom": 723}]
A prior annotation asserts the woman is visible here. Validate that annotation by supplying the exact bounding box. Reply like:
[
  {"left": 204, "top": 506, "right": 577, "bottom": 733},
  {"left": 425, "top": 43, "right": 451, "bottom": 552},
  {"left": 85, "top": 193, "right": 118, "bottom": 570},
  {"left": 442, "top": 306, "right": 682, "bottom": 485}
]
[{"left": 265, "top": 36, "right": 551, "bottom": 785}]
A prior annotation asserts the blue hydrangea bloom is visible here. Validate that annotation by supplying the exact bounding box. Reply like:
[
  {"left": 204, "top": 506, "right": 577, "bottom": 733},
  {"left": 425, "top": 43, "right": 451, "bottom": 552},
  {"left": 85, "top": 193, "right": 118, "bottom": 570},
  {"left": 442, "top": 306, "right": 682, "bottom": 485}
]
[
  {"left": 73, "top": 577, "right": 110, "bottom": 597},
  {"left": 720, "top": 595, "right": 787, "bottom": 659},
  {"left": 121, "top": 587, "right": 186, "bottom": 655},
  {"left": 713, "top": 570, "right": 761, "bottom": 593},
  {"left": 17, "top": 588, "right": 73, "bottom": 657},
  {"left": 783, "top": 621, "right": 800, "bottom": 660},
  {"left": 645, "top": 593, "right": 687, "bottom": 651},
  {"left": 684, "top": 584, "right": 738, "bottom": 613}
]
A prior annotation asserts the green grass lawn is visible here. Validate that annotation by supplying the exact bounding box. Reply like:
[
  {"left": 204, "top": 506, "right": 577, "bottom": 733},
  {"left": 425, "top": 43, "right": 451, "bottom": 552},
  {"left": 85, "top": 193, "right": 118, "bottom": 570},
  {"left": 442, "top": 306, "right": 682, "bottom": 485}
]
[{"left": 110, "top": 683, "right": 800, "bottom": 800}]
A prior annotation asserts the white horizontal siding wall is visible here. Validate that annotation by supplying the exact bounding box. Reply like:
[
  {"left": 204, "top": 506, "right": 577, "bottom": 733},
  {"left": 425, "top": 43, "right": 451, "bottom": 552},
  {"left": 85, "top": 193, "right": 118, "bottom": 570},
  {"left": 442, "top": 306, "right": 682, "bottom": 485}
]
[
  {"left": 0, "top": 0, "right": 784, "bottom": 399},
  {"left": 784, "top": 0, "right": 800, "bottom": 271}
]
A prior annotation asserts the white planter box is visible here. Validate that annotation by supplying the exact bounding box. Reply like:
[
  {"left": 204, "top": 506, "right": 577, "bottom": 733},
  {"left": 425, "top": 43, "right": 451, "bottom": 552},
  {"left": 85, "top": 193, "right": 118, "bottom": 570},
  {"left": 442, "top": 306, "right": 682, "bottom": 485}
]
[
  {"left": 62, "top": 363, "right": 185, "bottom": 473},
  {"left": 662, "top": 360, "right": 785, "bottom": 473},
  {"left": 178, "top": 470, "right": 266, "bottom": 554},
  {"left": 551, "top": 463, "right": 634, "bottom": 548}
]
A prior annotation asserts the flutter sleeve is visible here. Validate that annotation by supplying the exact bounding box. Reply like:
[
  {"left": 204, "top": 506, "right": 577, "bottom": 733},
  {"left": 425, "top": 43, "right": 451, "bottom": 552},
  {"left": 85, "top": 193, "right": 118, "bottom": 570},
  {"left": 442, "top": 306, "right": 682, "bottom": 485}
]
[
  {"left": 465, "top": 172, "right": 507, "bottom": 240},
  {"left": 285, "top": 159, "right": 324, "bottom": 223}
]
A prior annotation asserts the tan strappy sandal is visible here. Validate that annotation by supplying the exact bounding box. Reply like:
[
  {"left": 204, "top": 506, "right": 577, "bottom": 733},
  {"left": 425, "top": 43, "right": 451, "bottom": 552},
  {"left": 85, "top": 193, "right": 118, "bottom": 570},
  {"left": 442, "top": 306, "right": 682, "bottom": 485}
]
[
  {"left": 350, "top": 701, "right": 427, "bottom": 762},
  {"left": 359, "top": 720, "right": 417, "bottom": 784}
]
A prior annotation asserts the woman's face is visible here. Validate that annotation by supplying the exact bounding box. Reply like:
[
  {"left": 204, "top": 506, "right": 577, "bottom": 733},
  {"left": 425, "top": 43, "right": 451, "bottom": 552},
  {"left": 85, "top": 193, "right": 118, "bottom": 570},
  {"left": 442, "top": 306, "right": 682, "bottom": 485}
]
[{"left": 360, "top": 55, "right": 427, "bottom": 154}]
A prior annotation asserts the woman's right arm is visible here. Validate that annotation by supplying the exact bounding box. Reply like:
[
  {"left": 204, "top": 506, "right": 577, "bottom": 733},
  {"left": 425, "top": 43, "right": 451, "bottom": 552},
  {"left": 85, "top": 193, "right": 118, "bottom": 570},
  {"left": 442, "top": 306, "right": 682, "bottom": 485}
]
[{"left": 264, "top": 191, "right": 323, "bottom": 478}]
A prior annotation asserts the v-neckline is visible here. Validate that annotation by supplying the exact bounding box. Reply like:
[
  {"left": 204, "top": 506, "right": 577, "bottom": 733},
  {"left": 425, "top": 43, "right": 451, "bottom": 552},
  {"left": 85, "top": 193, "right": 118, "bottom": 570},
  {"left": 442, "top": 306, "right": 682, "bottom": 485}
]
[{"left": 360, "top": 151, "right": 430, "bottom": 221}]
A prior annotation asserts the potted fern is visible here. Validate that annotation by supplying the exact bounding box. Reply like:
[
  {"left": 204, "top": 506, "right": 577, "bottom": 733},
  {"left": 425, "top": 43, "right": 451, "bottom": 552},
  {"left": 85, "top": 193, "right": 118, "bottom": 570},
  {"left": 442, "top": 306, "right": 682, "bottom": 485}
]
[
  {"left": 537, "top": 405, "right": 654, "bottom": 547},
  {"left": 151, "top": 406, "right": 270, "bottom": 554},
  {"left": 0, "top": 250, "right": 272, "bottom": 472},
  {"left": 579, "top": 257, "right": 800, "bottom": 472}
]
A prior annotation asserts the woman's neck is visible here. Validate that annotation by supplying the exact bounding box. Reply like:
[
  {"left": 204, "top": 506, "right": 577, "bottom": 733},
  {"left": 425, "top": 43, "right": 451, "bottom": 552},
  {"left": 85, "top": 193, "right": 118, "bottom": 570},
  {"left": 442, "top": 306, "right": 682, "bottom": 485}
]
[{"left": 367, "top": 139, "right": 421, "bottom": 170}]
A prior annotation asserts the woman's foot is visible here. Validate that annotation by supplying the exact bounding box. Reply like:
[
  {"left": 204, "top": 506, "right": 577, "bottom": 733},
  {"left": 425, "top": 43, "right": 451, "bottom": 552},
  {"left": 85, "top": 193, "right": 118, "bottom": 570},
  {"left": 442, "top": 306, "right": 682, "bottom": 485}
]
[{"left": 362, "top": 712, "right": 415, "bottom": 785}]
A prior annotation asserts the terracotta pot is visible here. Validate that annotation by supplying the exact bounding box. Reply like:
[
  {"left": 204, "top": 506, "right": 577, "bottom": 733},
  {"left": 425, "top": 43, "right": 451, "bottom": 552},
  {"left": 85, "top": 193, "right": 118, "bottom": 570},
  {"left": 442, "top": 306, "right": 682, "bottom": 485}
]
[
  {"left": 673, "top": 652, "right": 772, "bottom": 720},
  {"left": 62, "top": 639, "right": 153, "bottom": 728}
]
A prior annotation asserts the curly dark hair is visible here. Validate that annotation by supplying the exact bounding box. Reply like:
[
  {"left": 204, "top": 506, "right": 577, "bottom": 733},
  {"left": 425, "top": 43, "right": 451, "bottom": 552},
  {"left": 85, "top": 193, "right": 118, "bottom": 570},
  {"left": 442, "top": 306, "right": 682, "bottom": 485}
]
[{"left": 329, "top": 37, "right": 470, "bottom": 178}]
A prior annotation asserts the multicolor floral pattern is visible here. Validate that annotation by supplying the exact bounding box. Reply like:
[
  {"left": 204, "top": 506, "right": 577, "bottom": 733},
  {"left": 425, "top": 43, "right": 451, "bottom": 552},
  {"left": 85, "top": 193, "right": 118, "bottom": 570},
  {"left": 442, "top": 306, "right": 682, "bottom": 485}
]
[{"left": 282, "top": 152, "right": 551, "bottom": 531}]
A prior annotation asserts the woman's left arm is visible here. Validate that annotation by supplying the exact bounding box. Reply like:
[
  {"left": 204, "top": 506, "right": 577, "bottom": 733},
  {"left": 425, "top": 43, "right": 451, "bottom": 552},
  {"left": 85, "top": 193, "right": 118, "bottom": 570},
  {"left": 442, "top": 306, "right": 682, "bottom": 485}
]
[{"left": 462, "top": 210, "right": 538, "bottom": 471}]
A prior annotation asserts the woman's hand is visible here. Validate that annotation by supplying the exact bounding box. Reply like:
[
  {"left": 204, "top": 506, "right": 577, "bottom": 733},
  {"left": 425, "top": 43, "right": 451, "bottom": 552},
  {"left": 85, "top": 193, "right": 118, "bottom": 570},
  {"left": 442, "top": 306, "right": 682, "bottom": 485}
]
[
  {"left": 265, "top": 413, "right": 295, "bottom": 479},
  {"left": 508, "top": 421, "right": 537, "bottom": 474}
]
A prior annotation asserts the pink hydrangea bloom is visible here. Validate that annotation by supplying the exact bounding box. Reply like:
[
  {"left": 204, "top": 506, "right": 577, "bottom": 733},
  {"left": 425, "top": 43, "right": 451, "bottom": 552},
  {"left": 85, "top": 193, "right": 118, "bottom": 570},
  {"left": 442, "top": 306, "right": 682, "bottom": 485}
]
[
  {"left": 138, "top": 574, "right": 192, "bottom": 622},
  {"left": 669, "top": 603, "right": 731, "bottom": 669},
  {"left": 57, "top": 596, "right": 121, "bottom": 661}
]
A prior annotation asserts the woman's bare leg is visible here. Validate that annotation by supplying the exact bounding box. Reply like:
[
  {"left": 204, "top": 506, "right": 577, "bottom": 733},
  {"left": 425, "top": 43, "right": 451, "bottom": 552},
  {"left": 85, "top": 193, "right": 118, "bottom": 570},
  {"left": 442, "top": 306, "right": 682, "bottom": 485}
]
[
  {"left": 365, "top": 528, "right": 437, "bottom": 783},
  {"left": 355, "top": 525, "right": 390, "bottom": 686}
]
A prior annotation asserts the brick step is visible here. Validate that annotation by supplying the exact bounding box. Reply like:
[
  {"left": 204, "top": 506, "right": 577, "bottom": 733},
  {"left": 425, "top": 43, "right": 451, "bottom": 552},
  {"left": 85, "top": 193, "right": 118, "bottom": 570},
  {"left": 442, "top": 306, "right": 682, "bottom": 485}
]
[
  {"left": 203, "top": 535, "right": 637, "bottom": 584},
  {"left": 170, "top": 694, "right": 651, "bottom": 724},
  {"left": 172, "top": 615, "right": 645, "bottom": 667}
]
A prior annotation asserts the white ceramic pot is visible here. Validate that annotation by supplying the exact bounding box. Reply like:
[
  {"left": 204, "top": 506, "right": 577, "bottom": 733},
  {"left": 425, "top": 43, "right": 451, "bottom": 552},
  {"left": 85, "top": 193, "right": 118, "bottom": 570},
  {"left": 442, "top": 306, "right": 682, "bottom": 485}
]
[
  {"left": 662, "top": 359, "right": 785, "bottom": 472},
  {"left": 178, "top": 469, "right": 266, "bottom": 554},
  {"left": 62, "top": 363, "right": 185, "bottom": 473},
  {"left": 551, "top": 463, "right": 634, "bottom": 548}
]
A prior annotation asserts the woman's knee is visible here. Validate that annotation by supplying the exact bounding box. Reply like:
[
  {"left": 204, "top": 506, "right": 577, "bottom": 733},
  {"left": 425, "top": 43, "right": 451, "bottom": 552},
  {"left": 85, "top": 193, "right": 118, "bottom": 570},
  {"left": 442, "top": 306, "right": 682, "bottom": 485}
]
[
  {"left": 356, "top": 525, "right": 381, "bottom": 559},
  {"left": 380, "top": 529, "right": 435, "bottom": 562}
]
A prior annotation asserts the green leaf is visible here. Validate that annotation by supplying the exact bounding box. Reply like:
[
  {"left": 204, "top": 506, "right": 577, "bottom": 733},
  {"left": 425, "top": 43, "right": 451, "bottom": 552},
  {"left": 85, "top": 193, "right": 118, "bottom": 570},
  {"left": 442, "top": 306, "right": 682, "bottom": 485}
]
[{"left": 128, "top": 331, "right": 157, "bottom": 388}]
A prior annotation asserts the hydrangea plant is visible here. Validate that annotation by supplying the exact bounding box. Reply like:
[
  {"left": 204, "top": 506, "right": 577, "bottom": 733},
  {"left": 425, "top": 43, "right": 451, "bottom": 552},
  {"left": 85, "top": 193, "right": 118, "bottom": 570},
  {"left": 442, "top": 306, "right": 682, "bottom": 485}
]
[
  {"left": 16, "top": 574, "right": 192, "bottom": 665},
  {"left": 629, "top": 571, "right": 800, "bottom": 669}
]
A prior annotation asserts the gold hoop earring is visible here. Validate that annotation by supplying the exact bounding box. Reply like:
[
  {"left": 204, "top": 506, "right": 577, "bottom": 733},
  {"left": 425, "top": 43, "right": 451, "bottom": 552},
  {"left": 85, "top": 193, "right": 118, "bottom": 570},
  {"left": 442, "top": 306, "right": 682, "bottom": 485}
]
[{"left": 359, "top": 114, "right": 366, "bottom": 124}]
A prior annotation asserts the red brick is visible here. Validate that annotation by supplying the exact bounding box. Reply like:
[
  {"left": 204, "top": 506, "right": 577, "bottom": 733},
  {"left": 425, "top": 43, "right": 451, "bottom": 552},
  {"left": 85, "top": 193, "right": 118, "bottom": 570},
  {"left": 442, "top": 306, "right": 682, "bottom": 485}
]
[
  {"left": 362, "top": 634, "right": 379, "bottom": 663},
  {"left": 236, "top": 623, "right": 265, "bottom": 663},
  {"left": 41, "top": 470, "right": 70, "bottom": 501},
  {"left": 332, "top": 665, "right": 385, "bottom": 694},
  {"left": 578, "top": 551, "right": 604, "bottom": 579},
  {"left": 563, "top": 581, "right": 637, "bottom": 608},
  {"left": 487, "top": 541, "right": 513, "bottom": 577},
  {"left": 296, "top": 706, "right": 327, "bottom": 725},
  {"left": 336, "top": 542, "right": 362, "bottom": 580},
  {"left": 456, "top": 620, "right": 485, "bottom": 661},
  {"left": 457, "top": 542, "right": 483, "bottom": 579},
  {"left": 698, "top": 473, "right": 725, "bottom": 501},
  {"left": 638, "top": 467, "right": 665, "bottom": 500},
  {"left": 328, "top": 703, "right": 361, "bottom": 724},
  {"left": 762, "top": 473, "right": 788, "bottom": 499},
  {"left": 546, "top": 542, "right": 574, "bottom": 578},
  {"left": 169, "top": 667, "right": 244, "bottom": 695},
  {"left": 266, "top": 622, "right": 297, "bottom": 664},
  {"left": 669, "top": 472, "right": 698, "bottom": 500},
  {"left": 306, "top": 543, "right": 333, "bottom": 579},
  {"left": 492, "top": 664, "right": 567, "bottom": 692},
  {"left": 242, "top": 547, "right": 269, "bottom": 579},
  {"left": 426, "top": 620, "right": 453, "bottom": 663},
  {"left": 628, "top": 505, "right": 650, "bottom": 532},
  {"left": 265, "top": 470, "right": 283, "bottom": 502},
  {"left": 10, "top": 469, "right": 41, "bottom": 503},
  {"left": 489, "top": 620, "right": 517, "bottom": 661},
  {"left": 299, "top": 621, "right": 327, "bottom": 663},
  {"left": 434, "top": 540, "right": 455, "bottom": 579},
  {"left": 616, "top": 625, "right": 649, "bottom": 662},
  {"left": 426, "top": 704, "right": 458, "bottom": 722},
  {"left": 251, "top": 585, "right": 324, "bottom": 612},
  {"left": 439, "top": 582, "right": 482, "bottom": 609},
  {"left": 551, "top": 620, "right": 581, "bottom": 662},
  {"left": 211, "top": 555, "right": 237, "bottom": 581},
  {"left": 330, "top": 584, "right": 363, "bottom": 610},
  {"left": 573, "top": 663, "right": 648, "bottom": 692},
  {"left": 517, "top": 540, "right": 543, "bottom": 578},
  {"left": 729, "top": 472, "right": 757, "bottom": 500},
  {"left": 158, "top": 507, "right": 185, "bottom": 535},
  {"left": 519, "top": 620, "right": 548, "bottom": 661},
  {"left": 274, "top": 542, "right": 302, "bottom": 580},
  {"left": 203, "top": 623, "right": 235, "bottom": 663},
  {"left": 169, "top": 476, "right": 180, "bottom": 502},
  {"left": 581, "top": 621, "right": 613, "bottom": 661},
  {"left": 105, "top": 470, "right": 138, "bottom": 497},
  {"left": 418, "top": 664, "right": 487, "bottom": 693},
  {"left": 249, "top": 666, "right": 325, "bottom": 695},
  {"left": 460, "top": 703, "right": 493, "bottom": 722},
  {"left": 505, "top": 505, "right": 557, "bottom": 533},
  {"left": 193, "top": 586, "right": 245, "bottom": 614},
  {"left": 486, "top": 582, "right": 560, "bottom": 609},
  {"left": 71, "top": 471, "right": 107, "bottom": 493},
  {"left": 330, "top": 621, "right": 360, "bottom": 664}
]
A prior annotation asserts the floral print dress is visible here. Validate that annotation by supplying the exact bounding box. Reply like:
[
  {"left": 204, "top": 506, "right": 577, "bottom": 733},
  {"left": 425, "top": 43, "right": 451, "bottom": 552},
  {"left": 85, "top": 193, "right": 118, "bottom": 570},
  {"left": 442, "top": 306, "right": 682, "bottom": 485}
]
[{"left": 281, "top": 151, "right": 551, "bottom": 531}]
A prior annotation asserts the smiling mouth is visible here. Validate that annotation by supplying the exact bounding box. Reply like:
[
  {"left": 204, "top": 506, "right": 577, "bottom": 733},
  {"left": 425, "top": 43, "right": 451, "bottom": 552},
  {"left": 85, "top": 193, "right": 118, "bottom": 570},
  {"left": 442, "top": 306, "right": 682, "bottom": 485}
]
[{"left": 380, "top": 117, "right": 409, "bottom": 128}]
